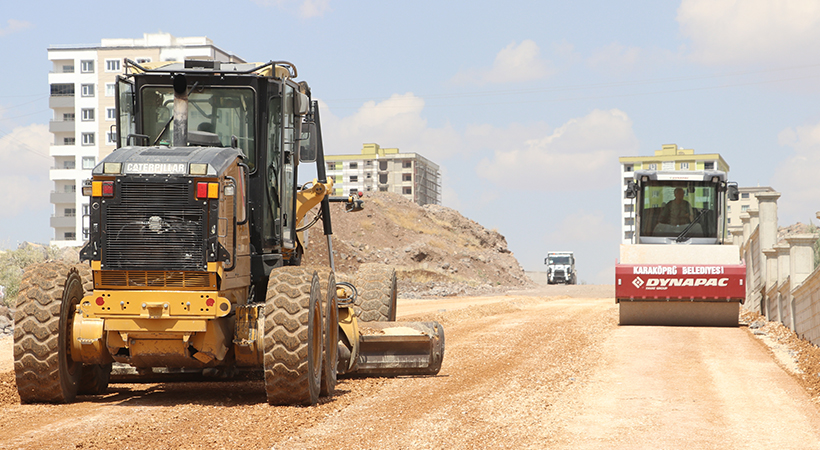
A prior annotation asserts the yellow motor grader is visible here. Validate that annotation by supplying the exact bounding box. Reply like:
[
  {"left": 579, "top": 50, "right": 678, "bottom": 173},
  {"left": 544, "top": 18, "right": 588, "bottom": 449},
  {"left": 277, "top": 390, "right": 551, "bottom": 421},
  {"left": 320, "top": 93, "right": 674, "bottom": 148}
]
[{"left": 14, "top": 59, "right": 444, "bottom": 405}]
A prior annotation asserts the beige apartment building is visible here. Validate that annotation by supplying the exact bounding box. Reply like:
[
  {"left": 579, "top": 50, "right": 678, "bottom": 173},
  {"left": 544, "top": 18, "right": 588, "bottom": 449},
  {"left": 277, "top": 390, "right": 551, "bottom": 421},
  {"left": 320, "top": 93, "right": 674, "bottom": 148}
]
[{"left": 325, "top": 143, "right": 441, "bottom": 206}]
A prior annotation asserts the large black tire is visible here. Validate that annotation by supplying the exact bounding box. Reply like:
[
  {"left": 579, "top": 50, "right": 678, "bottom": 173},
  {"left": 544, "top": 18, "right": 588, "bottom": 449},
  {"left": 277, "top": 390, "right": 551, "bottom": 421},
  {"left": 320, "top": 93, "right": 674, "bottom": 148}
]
[
  {"left": 352, "top": 264, "right": 397, "bottom": 322},
  {"left": 305, "top": 266, "right": 338, "bottom": 398},
  {"left": 13, "top": 261, "right": 83, "bottom": 403},
  {"left": 78, "top": 363, "right": 113, "bottom": 395},
  {"left": 263, "top": 267, "right": 323, "bottom": 406},
  {"left": 320, "top": 271, "right": 338, "bottom": 397}
]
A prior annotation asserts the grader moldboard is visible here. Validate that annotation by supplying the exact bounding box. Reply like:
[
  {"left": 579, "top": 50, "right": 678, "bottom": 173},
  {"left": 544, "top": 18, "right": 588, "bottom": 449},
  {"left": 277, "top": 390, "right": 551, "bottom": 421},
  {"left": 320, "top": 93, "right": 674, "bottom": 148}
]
[
  {"left": 615, "top": 169, "right": 744, "bottom": 326},
  {"left": 14, "top": 59, "right": 444, "bottom": 405}
]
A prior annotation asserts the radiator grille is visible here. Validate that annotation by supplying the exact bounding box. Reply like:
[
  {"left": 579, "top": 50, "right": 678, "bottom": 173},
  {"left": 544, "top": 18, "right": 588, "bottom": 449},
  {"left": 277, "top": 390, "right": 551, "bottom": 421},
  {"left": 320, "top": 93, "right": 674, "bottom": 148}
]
[
  {"left": 103, "top": 180, "right": 205, "bottom": 271},
  {"left": 97, "top": 271, "right": 213, "bottom": 289}
]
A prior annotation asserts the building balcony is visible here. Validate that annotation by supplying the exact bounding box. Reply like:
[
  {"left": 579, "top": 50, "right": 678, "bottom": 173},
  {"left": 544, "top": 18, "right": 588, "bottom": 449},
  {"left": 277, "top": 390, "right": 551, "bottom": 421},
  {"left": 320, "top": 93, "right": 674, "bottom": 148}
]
[
  {"left": 49, "top": 95, "right": 75, "bottom": 109},
  {"left": 50, "top": 215, "right": 76, "bottom": 229},
  {"left": 50, "top": 191, "right": 76, "bottom": 204},
  {"left": 49, "top": 119, "right": 75, "bottom": 133}
]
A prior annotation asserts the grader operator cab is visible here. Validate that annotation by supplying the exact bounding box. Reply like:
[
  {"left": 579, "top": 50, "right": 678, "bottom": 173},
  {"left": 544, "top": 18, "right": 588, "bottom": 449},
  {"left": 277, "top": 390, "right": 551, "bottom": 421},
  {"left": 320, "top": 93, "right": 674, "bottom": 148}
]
[
  {"left": 14, "top": 59, "right": 444, "bottom": 405},
  {"left": 615, "top": 169, "right": 745, "bottom": 326}
]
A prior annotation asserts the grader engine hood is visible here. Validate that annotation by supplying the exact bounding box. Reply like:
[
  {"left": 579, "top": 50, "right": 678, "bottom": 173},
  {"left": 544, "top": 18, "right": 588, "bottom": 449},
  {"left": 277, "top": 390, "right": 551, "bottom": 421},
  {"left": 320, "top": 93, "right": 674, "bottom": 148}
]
[{"left": 80, "top": 145, "right": 245, "bottom": 271}]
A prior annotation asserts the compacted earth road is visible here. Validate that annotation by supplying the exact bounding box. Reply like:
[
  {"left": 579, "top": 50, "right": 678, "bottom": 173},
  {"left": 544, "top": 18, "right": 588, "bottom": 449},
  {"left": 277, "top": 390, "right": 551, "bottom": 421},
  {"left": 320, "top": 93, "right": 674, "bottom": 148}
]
[{"left": 2, "top": 285, "right": 820, "bottom": 449}]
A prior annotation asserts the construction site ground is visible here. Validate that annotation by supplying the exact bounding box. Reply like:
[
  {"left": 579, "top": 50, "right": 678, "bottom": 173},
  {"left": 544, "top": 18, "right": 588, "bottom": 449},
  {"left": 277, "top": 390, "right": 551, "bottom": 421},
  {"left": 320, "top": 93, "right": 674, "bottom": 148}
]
[{"left": 3, "top": 285, "right": 820, "bottom": 449}]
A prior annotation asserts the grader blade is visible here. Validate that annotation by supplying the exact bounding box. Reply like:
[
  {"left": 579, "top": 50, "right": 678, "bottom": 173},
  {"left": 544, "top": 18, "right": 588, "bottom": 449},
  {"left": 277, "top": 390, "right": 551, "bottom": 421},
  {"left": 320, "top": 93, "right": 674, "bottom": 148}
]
[{"left": 354, "top": 321, "right": 444, "bottom": 376}]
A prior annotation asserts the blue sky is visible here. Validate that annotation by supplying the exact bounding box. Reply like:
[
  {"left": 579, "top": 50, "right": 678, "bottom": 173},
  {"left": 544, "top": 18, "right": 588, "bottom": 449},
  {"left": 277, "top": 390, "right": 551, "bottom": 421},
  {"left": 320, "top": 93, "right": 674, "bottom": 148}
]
[{"left": 3, "top": 0, "right": 820, "bottom": 284}]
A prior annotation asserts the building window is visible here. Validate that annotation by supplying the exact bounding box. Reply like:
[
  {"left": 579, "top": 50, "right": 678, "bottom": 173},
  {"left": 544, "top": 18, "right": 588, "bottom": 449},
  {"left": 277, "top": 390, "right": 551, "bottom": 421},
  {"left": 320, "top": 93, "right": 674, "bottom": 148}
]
[
  {"left": 366, "top": 173, "right": 371, "bottom": 179},
  {"left": 81, "top": 108, "right": 95, "bottom": 121},
  {"left": 741, "top": 205, "right": 749, "bottom": 212},
  {"left": 105, "top": 59, "right": 121, "bottom": 72},
  {"left": 402, "top": 160, "right": 412, "bottom": 169},
  {"left": 379, "top": 186, "right": 388, "bottom": 192},
  {"left": 727, "top": 205, "right": 731, "bottom": 212},
  {"left": 662, "top": 161, "right": 674, "bottom": 170},
  {"left": 349, "top": 162, "right": 358, "bottom": 169},
  {"left": 63, "top": 137, "right": 75, "bottom": 146},
  {"left": 365, "top": 160, "right": 373, "bottom": 166},
  {"left": 136, "top": 57, "right": 152, "bottom": 64},
  {"left": 402, "top": 173, "right": 412, "bottom": 182},
  {"left": 741, "top": 193, "right": 750, "bottom": 199},
  {"left": 624, "top": 164, "right": 633, "bottom": 172},
  {"left": 106, "top": 132, "right": 116, "bottom": 145},
  {"left": 81, "top": 84, "right": 95, "bottom": 97},
  {"left": 379, "top": 174, "right": 388, "bottom": 184},
  {"left": 327, "top": 162, "right": 336, "bottom": 170},
  {"left": 80, "top": 60, "right": 94, "bottom": 73},
  {"left": 63, "top": 160, "right": 75, "bottom": 169},
  {"left": 625, "top": 231, "right": 633, "bottom": 240},
  {"left": 727, "top": 218, "right": 731, "bottom": 224},
  {"left": 62, "top": 65, "right": 74, "bottom": 73},
  {"left": 64, "top": 232, "right": 76, "bottom": 240},
  {"left": 50, "top": 83, "right": 74, "bottom": 96},
  {"left": 63, "top": 113, "right": 75, "bottom": 121},
  {"left": 106, "top": 107, "right": 116, "bottom": 121},
  {"left": 624, "top": 204, "right": 634, "bottom": 213},
  {"left": 64, "top": 208, "right": 76, "bottom": 217},
  {"left": 349, "top": 175, "right": 358, "bottom": 182},
  {"left": 680, "top": 162, "right": 689, "bottom": 170},
  {"left": 105, "top": 83, "right": 115, "bottom": 97},
  {"left": 349, "top": 188, "right": 358, "bottom": 195},
  {"left": 379, "top": 161, "right": 388, "bottom": 171},
  {"left": 82, "top": 157, "right": 95, "bottom": 169},
  {"left": 81, "top": 132, "right": 95, "bottom": 146},
  {"left": 403, "top": 187, "right": 412, "bottom": 195},
  {"left": 647, "top": 163, "right": 657, "bottom": 170},
  {"left": 704, "top": 161, "right": 715, "bottom": 170},
  {"left": 64, "top": 184, "right": 76, "bottom": 193},
  {"left": 624, "top": 217, "right": 634, "bottom": 226}
]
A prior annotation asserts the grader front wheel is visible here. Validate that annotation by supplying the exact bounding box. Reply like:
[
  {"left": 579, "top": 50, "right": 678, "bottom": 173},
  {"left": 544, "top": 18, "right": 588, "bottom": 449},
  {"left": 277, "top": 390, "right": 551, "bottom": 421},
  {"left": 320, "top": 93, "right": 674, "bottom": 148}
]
[
  {"left": 13, "top": 262, "right": 83, "bottom": 403},
  {"left": 263, "top": 267, "right": 323, "bottom": 406},
  {"left": 353, "top": 264, "right": 397, "bottom": 322}
]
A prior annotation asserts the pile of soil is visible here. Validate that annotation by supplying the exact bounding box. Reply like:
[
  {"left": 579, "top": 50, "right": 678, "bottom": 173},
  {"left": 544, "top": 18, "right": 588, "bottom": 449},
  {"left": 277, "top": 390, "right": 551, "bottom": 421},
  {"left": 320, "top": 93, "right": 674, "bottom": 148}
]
[{"left": 302, "top": 192, "right": 532, "bottom": 297}]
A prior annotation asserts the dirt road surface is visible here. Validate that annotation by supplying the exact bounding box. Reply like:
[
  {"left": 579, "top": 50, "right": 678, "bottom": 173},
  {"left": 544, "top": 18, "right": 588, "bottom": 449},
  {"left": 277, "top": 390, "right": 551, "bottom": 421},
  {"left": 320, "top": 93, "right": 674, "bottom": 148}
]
[{"left": 2, "top": 285, "right": 820, "bottom": 449}]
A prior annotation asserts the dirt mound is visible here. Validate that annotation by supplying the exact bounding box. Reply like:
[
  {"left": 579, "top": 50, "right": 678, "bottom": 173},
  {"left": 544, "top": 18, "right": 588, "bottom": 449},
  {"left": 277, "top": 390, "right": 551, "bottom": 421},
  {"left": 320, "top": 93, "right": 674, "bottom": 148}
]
[
  {"left": 777, "top": 222, "right": 814, "bottom": 244},
  {"left": 303, "top": 192, "right": 532, "bottom": 297}
]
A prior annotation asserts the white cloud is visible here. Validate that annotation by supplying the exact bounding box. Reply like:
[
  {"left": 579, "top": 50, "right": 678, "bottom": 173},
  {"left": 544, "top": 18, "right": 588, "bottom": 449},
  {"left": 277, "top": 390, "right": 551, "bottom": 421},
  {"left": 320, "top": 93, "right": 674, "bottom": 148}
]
[
  {"left": 0, "top": 124, "right": 51, "bottom": 217},
  {"left": 251, "top": 0, "right": 330, "bottom": 18},
  {"left": 770, "top": 120, "right": 820, "bottom": 224},
  {"left": 318, "top": 93, "right": 463, "bottom": 159},
  {"left": 475, "top": 109, "right": 639, "bottom": 191},
  {"left": 677, "top": 0, "right": 820, "bottom": 65},
  {"left": 451, "top": 40, "right": 554, "bottom": 85},
  {"left": 300, "top": 0, "right": 330, "bottom": 18},
  {"left": 0, "top": 19, "right": 32, "bottom": 37}
]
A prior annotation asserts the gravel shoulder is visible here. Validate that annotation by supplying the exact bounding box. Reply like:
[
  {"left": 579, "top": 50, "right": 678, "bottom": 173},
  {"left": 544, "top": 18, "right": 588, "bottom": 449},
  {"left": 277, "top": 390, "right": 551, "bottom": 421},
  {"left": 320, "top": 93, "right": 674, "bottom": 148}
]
[{"left": 2, "top": 289, "right": 820, "bottom": 449}]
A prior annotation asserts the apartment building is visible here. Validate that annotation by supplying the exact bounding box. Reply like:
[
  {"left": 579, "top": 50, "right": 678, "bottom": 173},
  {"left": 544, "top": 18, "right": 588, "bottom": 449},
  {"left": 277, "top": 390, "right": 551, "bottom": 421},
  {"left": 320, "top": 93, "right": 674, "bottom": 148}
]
[
  {"left": 725, "top": 186, "right": 776, "bottom": 228},
  {"left": 47, "top": 33, "right": 243, "bottom": 247},
  {"left": 618, "top": 144, "right": 730, "bottom": 244},
  {"left": 325, "top": 143, "right": 441, "bottom": 206}
]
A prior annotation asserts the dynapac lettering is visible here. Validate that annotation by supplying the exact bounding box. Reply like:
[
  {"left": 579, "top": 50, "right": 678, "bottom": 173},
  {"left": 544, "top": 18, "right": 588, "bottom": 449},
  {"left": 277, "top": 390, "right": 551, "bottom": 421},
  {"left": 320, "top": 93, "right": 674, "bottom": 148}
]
[
  {"left": 124, "top": 163, "right": 187, "bottom": 174},
  {"left": 633, "top": 265, "right": 677, "bottom": 275},
  {"left": 645, "top": 278, "right": 729, "bottom": 287}
]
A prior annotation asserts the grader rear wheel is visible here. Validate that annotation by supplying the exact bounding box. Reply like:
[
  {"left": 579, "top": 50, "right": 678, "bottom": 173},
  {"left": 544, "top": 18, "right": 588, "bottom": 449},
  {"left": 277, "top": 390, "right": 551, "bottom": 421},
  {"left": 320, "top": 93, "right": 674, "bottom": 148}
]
[
  {"left": 263, "top": 267, "right": 323, "bottom": 406},
  {"left": 13, "top": 262, "right": 83, "bottom": 403},
  {"left": 352, "top": 264, "right": 397, "bottom": 322}
]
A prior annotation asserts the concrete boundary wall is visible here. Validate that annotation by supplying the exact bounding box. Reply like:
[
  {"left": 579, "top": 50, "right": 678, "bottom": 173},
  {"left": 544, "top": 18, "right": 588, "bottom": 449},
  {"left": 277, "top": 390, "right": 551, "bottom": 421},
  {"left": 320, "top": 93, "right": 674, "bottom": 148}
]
[{"left": 737, "top": 191, "right": 820, "bottom": 345}]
